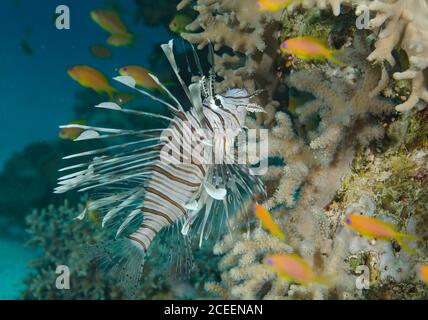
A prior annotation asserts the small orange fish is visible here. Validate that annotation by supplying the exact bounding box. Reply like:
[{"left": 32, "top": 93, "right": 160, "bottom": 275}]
[
  {"left": 68, "top": 65, "right": 117, "bottom": 99},
  {"left": 119, "top": 65, "right": 160, "bottom": 91},
  {"left": 281, "top": 36, "right": 345, "bottom": 66},
  {"left": 90, "top": 45, "right": 112, "bottom": 59},
  {"left": 90, "top": 10, "right": 130, "bottom": 35},
  {"left": 256, "top": 0, "right": 296, "bottom": 11},
  {"left": 416, "top": 265, "right": 428, "bottom": 284},
  {"left": 252, "top": 203, "right": 285, "bottom": 240},
  {"left": 345, "top": 213, "right": 420, "bottom": 254},
  {"left": 266, "top": 253, "right": 332, "bottom": 286},
  {"left": 90, "top": 10, "right": 134, "bottom": 47},
  {"left": 59, "top": 120, "right": 86, "bottom": 140},
  {"left": 107, "top": 33, "right": 134, "bottom": 47}
]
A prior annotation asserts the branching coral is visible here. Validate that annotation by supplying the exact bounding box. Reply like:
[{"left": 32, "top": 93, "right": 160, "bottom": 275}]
[
  {"left": 205, "top": 228, "right": 293, "bottom": 299},
  {"left": 22, "top": 201, "right": 122, "bottom": 299},
  {"left": 180, "top": 0, "right": 282, "bottom": 95},
  {"left": 180, "top": 0, "right": 428, "bottom": 299},
  {"left": 364, "top": 0, "right": 428, "bottom": 112},
  {"left": 286, "top": 0, "right": 428, "bottom": 112},
  {"left": 23, "top": 201, "right": 218, "bottom": 299}
]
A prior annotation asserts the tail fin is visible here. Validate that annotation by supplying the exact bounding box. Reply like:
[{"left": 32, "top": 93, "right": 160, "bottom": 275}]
[
  {"left": 107, "top": 87, "right": 118, "bottom": 100},
  {"left": 327, "top": 51, "right": 346, "bottom": 66},
  {"left": 83, "top": 238, "right": 145, "bottom": 298},
  {"left": 314, "top": 274, "right": 336, "bottom": 287},
  {"left": 396, "top": 233, "right": 420, "bottom": 255}
]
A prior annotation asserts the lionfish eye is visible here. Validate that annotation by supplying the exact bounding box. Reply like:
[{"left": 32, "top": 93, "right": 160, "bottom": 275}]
[{"left": 214, "top": 99, "right": 222, "bottom": 107}]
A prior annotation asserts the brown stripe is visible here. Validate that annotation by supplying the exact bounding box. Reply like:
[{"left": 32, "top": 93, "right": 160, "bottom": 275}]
[
  {"left": 152, "top": 173, "right": 199, "bottom": 194},
  {"left": 171, "top": 163, "right": 201, "bottom": 178},
  {"left": 135, "top": 230, "right": 153, "bottom": 244},
  {"left": 142, "top": 207, "right": 174, "bottom": 224},
  {"left": 145, "top": 186, "right": 187, "bottom": 216},
  {"left": 203, "top": 116, "right": 214, "bottom": 132},
  {"left": 140, "top": 224, "right": 158, "bottom": 235},
  {"left": 193, "top": 162, "right": 206, "bottom": 176},
  {"left": 148, "top": 165, "right": 201, "bottom": 187},
  {"left": 175, "top": 111, "right": 187, "bottom": 122},
  {"left": 213, "top": 110, "right": 226, "bottom": 128},
  {"left": 128, "top": 236, "right": 147, "bottom": 252},
  {"left": 222, "top": 108, "right": 240, "bottom": 126}
]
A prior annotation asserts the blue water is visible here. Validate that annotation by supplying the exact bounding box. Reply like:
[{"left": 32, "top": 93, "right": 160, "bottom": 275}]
[
  {"left": 0, "top": 0, "right": 171, "bottom": 299},
  {"left": 0, "top": 0, "right": 170, "bottom": 168}
]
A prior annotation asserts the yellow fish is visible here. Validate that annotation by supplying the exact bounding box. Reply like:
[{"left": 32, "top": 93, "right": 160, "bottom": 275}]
[
  {"left": 59, "top": 120, "right": 86, "bottom": 140},
  {"left": 266, "top": 253, "right": 332, "bottom": 286},
  {"left": 90, "top": 10, "right": 134, "bottom": 46},
  {"left": 252, "top": 203, "right": 285, "bottom": 240},
  {"left": 68, "top": 65, "right": 117, "bottom": 99},
  {"left": 345, "top": 213, "right": 420, "bottom": 254},
  {"left": 90, "top": 10, "right": 130, "bottom": 35},
  {"left": 256, "top": 0, "right": 297, "bottom": 12},
  {"left": 169, "top": 14, "right": 193, "bottom": 34},
  {"left": 107, "top": 33, "right": 134, "bottom": 47},
  {"left": 119, "top": 65, "right": 160, "bottom": 91},
  {"left": 281, "top": 36, "right": 345, "bottom": 66},
  {"left": 416, "top": 265, "right": 428, "bottom": 284},
  {"left": 90, "top": 44, "right": 112, "bottom": 59}
]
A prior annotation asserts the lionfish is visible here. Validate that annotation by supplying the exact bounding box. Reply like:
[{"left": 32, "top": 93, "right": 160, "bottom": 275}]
[{"left": 55, "top": 39, "right": 266, "bottom": 294}]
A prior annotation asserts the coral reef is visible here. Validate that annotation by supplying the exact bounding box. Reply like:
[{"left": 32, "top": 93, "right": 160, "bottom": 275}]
[
  {"left": 206, "top": 109, "right": 428, "bottom": 300},
  {"left": 17, "top": 0, "right": 428, "bottom": 300},
  {"left": 22, "top": 201, "right": 220, "bottom": 299},
  {"left": 181, "top": 0, "right": 428, "bottom": 300},
  {"left": 286, "top": 0, "right": 428, "bottom": 112},
  {"left": 181, "top": 0, "right": 282, "bottom": 95},
  {"left": 22, "top": 201, "right": 122, "bottom": 299},
  {"left": 364, "top": 0, "right": 428, "bottom": 112}
]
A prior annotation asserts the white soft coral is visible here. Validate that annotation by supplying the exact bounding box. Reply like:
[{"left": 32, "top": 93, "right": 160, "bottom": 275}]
[{"left": 365, "top": 0, "right": 428, "bottom": 112}]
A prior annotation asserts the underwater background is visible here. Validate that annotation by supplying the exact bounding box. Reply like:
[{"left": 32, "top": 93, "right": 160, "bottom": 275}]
[
  {"left": 0, "top": 0, "right": 182, "bottom": 299},
  {"left": 1, "top": 0, "right": 427, "bottom": 300}
]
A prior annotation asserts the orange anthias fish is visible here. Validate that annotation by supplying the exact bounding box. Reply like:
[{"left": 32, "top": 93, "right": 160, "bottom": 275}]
[
  {"left": 59, "top": 120, "right": 86, "bottom": 140},
  {"left": 252, "top": 203, "right": 285, "bottom": 240},
  {"left": 68, "top": 65, "right": 117, "bottom": 99},
  {"left": 119, "top": 65, "right": 160, "bottom": 91},
  {"left": 256, "top": 0, "right": 297, "bottom": 12},
  {"left": 345, "top": 213, "right": 420, "bottom": 254},
  {"left": 266, "top": 254, "right": 331, "bottom": 286},
  {"left": 281, "top": 36, "right": 345, "bottom": 66},
  {"left": 90, "top": 10, "right": 134, "bottom": 46},
  {"left": 90, "top": 44, "right": 112, "bottom": 59},
  {"left": 416, "top": 265, "right": 428, "bottom": 284},
  {"left": 107, "top": 33, "right": 134, "bottom": 47}
]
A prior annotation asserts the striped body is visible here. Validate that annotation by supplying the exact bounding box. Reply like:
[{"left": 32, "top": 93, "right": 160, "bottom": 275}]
[
  {"left": 128, "top": 97, "right": 248, "bottom": 253},
  {"left": 55, "top": 39, "right": 266, "bottom": 292}
]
